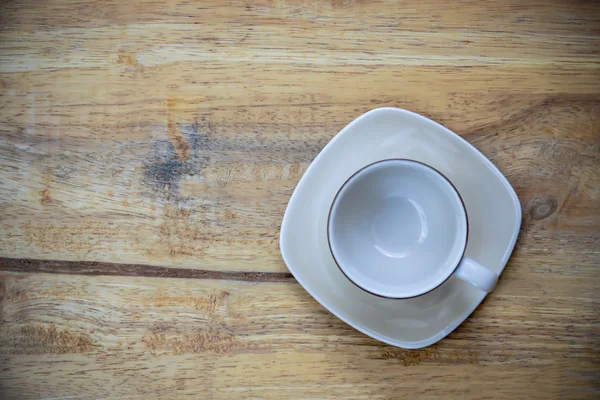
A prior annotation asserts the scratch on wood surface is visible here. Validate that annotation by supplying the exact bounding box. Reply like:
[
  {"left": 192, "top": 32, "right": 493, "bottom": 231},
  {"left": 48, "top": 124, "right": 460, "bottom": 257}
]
[
  {"left": 165, "top": 97, "right": 190, "bottom": 160},
  {"left": 377, "top": 348, "right": 480, "bottom": 366},
  {"left": 21, "top": 222, "right": 115, "bottom": 252},
  {"left": 150, "top": 289, "right": 230, "bottom": 312},
  {"left": 142, "top": 324, "right": 236, "bottom": 355}
]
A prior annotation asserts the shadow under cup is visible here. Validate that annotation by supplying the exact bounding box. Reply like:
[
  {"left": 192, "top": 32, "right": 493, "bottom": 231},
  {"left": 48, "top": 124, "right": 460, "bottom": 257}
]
[{"left": 327, "top": 159, "right": 469, "bottom": 299}]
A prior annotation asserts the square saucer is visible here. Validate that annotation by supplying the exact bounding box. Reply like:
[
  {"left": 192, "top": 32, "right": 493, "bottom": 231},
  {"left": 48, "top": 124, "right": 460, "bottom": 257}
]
[{"left": 280, "top": 108, "right": 521, "bottom": 348}]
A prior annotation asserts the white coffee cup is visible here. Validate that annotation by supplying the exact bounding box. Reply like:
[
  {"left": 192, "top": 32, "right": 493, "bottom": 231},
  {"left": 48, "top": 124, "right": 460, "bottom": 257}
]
[{"left": 327, "top": 159, "right": 498, "bottom": 299}]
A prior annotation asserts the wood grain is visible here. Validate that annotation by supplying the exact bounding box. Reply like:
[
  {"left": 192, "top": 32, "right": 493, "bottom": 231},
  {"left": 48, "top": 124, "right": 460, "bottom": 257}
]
[
  {"left": 0, "top": 0, "right": 599, "bottom": 398},
  {"left": 0, "top": 271, "right": 598, "bottom": 399},
  {"left": 1, "top": 0, "right": 599, "bottom": 271}
]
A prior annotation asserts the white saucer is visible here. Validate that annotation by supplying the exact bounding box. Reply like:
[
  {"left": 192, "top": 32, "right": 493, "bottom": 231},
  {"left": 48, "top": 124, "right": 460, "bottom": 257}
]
[{"left": 280, "top": 108, "right": 521, "bottom": 349}]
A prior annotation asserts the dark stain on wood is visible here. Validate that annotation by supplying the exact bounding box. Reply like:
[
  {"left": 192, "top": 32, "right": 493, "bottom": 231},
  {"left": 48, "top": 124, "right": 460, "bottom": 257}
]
[
  {"left": 141, "top": 140, "right": 203, "bottom": 201},
  {"left": 143, "top": 145, "right": 188, "bottom": 186},
  {"left": 180, "top": 118, "right": 214, "bottom": 150},
  {"left": 142, "top": 117, "right": 212, "bottom": 201},
  {"left": 0, "top": 257, "right": 294, "bottom": 282},
  {"left": 143, "top": 112, "right": 328, "bottom": 202}
]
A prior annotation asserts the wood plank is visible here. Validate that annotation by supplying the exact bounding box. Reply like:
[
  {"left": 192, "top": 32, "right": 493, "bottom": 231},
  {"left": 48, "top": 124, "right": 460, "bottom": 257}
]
[
  {"left": 0, "top": 271, "right": 598, "bottom": 399},
  {"left": 1, "top": 90, "right": 599, "bottom": 272},
  {"left": 0, "top": 0, "right": 599, "bottom": 397},
  {"left": 0, "top": 0, "right": 599, "bottom": 271}
]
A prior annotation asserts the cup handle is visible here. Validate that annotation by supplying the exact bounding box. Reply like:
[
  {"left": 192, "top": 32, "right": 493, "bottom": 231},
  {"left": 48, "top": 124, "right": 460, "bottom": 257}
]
[{"left": 453, "top": 257, "right": 498, "bottom": 293}]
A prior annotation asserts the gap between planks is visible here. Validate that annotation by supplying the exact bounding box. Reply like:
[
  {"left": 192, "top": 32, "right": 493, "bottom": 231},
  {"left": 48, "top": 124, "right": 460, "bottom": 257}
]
[{"left": 0, "top": 257, "right": 294, "bottom": 282}]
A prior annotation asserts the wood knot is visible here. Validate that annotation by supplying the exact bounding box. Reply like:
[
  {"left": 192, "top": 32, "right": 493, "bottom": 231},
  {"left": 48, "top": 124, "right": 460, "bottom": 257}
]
[{"left": 529, "top": 196, "right": 558, "bottom": 221}]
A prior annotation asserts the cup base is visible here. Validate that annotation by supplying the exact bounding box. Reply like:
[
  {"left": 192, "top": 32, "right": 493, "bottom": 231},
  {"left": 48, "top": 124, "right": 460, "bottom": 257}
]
[{"left": 372, "top": 196, "right": 427, "bottom": 259}]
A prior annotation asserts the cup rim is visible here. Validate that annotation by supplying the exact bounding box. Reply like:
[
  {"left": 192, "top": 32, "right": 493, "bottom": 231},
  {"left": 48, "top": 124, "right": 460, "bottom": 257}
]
[{"left": 326, "top": 158, "right": 470, "bottom": 300}]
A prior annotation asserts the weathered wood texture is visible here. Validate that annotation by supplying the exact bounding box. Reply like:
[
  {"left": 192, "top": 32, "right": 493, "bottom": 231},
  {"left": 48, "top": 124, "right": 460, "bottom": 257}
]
[
  {"left": 0, "top": 0, "right": 599, "bottom": 398},
  {"left": 0, "top": 271, "right": 598, "bottom": 399}
]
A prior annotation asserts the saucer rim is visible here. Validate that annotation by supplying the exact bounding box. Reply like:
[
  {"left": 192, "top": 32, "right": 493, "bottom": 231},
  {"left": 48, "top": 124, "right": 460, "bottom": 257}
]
[{"left": 280, "top": 107, "right": 522, "bottom": 349}]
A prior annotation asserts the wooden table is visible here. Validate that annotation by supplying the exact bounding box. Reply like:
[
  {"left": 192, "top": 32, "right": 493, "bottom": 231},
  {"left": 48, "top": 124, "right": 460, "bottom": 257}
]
[{"left": 1, "top": 1, "right": 599, "bottom": 398}]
